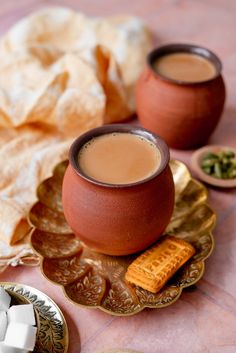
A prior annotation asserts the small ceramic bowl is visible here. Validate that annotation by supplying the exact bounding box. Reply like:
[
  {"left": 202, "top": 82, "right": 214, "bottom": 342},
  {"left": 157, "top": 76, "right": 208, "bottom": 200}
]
[
  {"left": 62, "top": 124, "right": 175, "bottom": 256},
  {"left": 136, "top": 43, "right": 226, "bottom": 149},
  {"left": 190, "top": 145, "right": 236, "bottom": 188}
]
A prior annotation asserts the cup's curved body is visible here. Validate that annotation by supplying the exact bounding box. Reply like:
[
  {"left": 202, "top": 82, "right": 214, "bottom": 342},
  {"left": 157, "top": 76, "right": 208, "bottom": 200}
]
[
  {"left": 62, "top": 125, "right": 175, "bottom": 256},
  {"left": 136, "top": 44, "right": 226, "bottom": 149}
]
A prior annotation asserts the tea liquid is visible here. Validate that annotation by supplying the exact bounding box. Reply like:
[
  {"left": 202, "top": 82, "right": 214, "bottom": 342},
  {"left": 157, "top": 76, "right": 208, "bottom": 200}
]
[
  {"left": 78, "top": 133, "right": 161, "bottom": 184},
  {"left": 153, "top": 52, "right": 216, "bottom": 83}
]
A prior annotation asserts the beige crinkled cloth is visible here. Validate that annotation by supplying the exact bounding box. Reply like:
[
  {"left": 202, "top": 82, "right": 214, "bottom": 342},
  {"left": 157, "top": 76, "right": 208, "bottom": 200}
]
[{"left": 0, "top": 7, "right": 152, "bottom": 262}]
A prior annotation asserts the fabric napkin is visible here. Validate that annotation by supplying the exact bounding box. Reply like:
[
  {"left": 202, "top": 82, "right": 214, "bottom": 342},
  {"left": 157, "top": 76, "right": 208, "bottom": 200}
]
[{"left": 0, "top": 7, "right": 152, "bottom": 263}]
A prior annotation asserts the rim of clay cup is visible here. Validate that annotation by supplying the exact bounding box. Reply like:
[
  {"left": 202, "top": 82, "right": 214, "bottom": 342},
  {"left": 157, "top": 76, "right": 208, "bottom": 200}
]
[
  {"left": 69, "top": 124, "right": 170, "bottom": 188},
  {"left": 148, "top": 43, "right": 222, "bottom": 85}
]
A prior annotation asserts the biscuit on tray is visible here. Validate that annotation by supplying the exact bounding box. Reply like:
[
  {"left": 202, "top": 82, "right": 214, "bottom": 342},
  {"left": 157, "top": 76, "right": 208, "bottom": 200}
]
[{"left": 125, "top": 236, "right": 195, "bottom": 293}]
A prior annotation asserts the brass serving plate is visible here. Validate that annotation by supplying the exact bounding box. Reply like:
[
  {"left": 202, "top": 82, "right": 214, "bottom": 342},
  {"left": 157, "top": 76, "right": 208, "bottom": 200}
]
[
  {"left": 0, "top": 282, "right": 68, "bottom": 352},
  {"left": 29, "top": 160, "right": 215, "bottom": 316}
]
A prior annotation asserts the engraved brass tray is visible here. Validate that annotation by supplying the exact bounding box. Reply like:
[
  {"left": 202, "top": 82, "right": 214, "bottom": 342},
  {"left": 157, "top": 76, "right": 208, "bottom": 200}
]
[
  {"left": 29, "top": 160, "right": 215, "bottom": 316},
  {"left": 0, "top": 282, "right": 68, "bottom": 352}
]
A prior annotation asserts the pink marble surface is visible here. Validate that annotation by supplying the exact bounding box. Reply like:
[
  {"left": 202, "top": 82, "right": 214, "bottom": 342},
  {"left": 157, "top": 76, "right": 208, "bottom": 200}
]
[{"left": 1, "top": 0, "right": 236, "bottom": 352}]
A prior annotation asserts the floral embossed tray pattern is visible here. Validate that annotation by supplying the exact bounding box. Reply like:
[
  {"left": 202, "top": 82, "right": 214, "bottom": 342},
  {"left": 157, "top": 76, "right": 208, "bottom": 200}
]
[
  {"left": 29, "top": 160, "right": 215, "bottom": 316},
  {"left": 0, "top": 282, "right": 68, "bottom": 352}
]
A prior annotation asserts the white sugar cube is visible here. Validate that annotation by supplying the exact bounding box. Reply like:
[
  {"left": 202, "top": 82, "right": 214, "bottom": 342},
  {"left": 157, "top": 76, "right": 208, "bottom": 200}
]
[
  {"left": 0, "top": 342, "right": 27, "bottom": 352},
  {"left": 0, "top": 289, "right": 11, "bottom": 311},
  {"left": 0, "top": 311, "right": 7, "bottom": 341},
  {"left": 4, "top": 322, "right": 37, "bottom": 351},
  {"left": 7, "top": 304, "right": 35, "bottom": 326}
]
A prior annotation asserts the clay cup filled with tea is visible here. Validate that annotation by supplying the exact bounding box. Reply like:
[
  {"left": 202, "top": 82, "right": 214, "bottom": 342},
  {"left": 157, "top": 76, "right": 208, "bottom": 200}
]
[
  {"left": 136, "top": 44, "right": 226, "bottom": 149},
  {"left": 62, "top": 125, "right": 175, "bottom": 256}
]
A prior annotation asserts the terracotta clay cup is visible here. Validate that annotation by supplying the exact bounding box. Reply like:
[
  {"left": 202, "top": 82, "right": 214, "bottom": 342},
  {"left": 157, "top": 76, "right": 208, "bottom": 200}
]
[
  {"left": 136, "top": 43, "right": 226, "bottom": 149},
  {"left": 62, "top": 124, "right": 175, "bottom": 256}
]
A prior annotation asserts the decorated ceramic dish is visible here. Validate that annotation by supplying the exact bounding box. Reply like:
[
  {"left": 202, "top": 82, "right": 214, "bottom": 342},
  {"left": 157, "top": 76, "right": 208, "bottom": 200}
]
[
  {"left": 191, "top": 145, "right": 236, "bottom": 188},
  {"left": 0, "top": 282, "right": 69, "bottom": 352},
  {"left": 29, "top": 160, "right": 215, "bottom": 316}
]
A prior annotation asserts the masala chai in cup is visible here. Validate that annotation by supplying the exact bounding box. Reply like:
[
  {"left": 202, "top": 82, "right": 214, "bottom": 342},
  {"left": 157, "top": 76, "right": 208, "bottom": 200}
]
[
  {"left": 78, "top": 132, "right": 161, "bottom": 185},
  {"left": 62, "top": 125, "right": 175, "bottom": 256},
  {"left": 153, "top": 52, "right": 217, "bottom": 83},
  {"left": 136, "top": 44, "right": 226, "bottom": 149}
]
